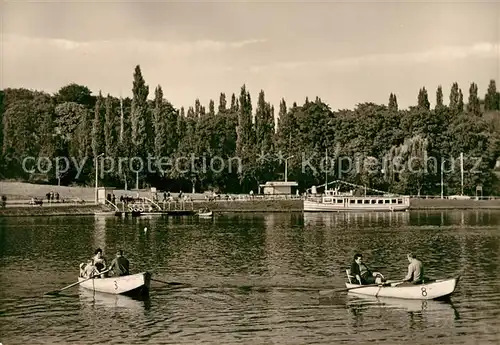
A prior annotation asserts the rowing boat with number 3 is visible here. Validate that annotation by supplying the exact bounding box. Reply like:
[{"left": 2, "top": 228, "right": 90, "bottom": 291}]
[
  {"left": 78, "top": 272, "right": 151, "bottom": 296},
  {"left": 345, "top": 276, "right": 460, "bottom": 300}
]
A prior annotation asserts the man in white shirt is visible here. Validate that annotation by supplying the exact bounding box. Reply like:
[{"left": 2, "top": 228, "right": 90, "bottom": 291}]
[{"left": 402, "top": 252, "right": 424, "bottom": 284}]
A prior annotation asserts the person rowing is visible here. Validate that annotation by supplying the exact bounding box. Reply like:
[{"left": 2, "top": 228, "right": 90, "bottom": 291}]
[
  {"left": 400, "top": 252, "right": 425, "bottom": 285},
  {"left": 350, "top": 253, "right": 385, "bottom": 285},
  {"left": 108, "top": 250, "right": 130, "bottom": 277}
]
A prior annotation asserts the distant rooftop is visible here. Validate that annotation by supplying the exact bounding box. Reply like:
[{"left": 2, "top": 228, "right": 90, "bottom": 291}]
[{"left": 259, "top": 181, "right": 299, "bottom": 187}]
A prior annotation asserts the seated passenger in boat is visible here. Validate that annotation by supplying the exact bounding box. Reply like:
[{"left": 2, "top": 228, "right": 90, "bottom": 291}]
[
  {"left": 350, "top": 253, "right": 385, "bottom": 285},
  {"left": 81, "top": 259, "right": 100, "bottom": 278},
  {"left": 79, "top": 262, "right": 86, "bottom": 277},
  {"left": 108, "top": 250, "right": 130, "bottom": 277},
  {"left": 401, "top": 252, "right": 424, "bottom": 285},
  {"left": 92, "top": 248, "right": 107, "bottom": 276}
]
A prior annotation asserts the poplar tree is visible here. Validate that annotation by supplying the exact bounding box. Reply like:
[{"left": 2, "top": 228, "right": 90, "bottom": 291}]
[
  {"left": 209, "top": 99, "right": 215, "bottom": 116},
  {"left": 218, "top": 93, "right": 227, "bottom": 113},
  {"left": 92, "top": 91, "right": 104, "bottom": 158},
  {"left": 130, "top": 65, "right": 149, "bottom": 157},
  {"left": 449, "top": 82, "right": 459, "bottom": 111},
  {"left": 388, "top": 93, "right": 398, "bottom": 112},
  {"left": 255, "top": 90, "right": 275, "bottom": 152},
  {"left": 484, "top": 79, "right": 499, "bottom": 111},
  {"left": 236, "top": 84, "right": 253, "bottom": 156},
  {"left": 417, "top": 87, "right": 430, "bottom": 110},
  {"left": 230, "top": 93, "right": 239, "bottom": 112},
  {"left": 467, "top": 82, "right": 480, "bottom": 115},
  {"left": 458, "top": 89, "right": 464, "bottom": 112},
  {"left": 436, "top": 86, "right": 444, "bottom": 109},
  {"left": 153, "top": 85, "right": 167, "bottom": 164},
  {"left": 104, "top": 94, "right": 117, "bottom": 157}
]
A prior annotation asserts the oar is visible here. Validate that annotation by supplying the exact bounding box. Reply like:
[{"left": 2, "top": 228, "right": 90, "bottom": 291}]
[
  {"left": 151, "top": 278, "right": 190, "bottom": 287},
  {"left": 45, "top": 268, "right": 111, "bottom": 296},
  {"left": 320, "top": 281, "right": 405, "bottom": 295}
]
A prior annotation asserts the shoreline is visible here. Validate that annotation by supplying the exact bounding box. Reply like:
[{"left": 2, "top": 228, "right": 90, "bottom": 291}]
[
  {"left": 0, "top": 204, "right": 110, "bottom": 217},
  {"left": 2, "top": 198, "right": 500, "bottom": 217},
  {"left": 408, "top": 198, "right": 500, "bottom": 210}
]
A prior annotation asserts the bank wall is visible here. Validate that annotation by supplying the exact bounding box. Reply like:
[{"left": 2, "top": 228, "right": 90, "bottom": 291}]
[
  {"left": 0, "top": 204, "right": 109, "bottom": 217},
  {"left": 408, "top": 198, "right": 500, "bottom": 210}
]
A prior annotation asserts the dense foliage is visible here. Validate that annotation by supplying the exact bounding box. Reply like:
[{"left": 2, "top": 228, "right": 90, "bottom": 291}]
[{"left": 1, "top": 65, "right": 499, "bottom": 195}]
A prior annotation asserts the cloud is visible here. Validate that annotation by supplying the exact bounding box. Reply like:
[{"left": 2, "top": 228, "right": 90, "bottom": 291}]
[
  {"left": 2, "top": 34, "right": 267, "bottom": 56},
  {"left": 250, "top": 41, "right": 500, "bottom": 73}
]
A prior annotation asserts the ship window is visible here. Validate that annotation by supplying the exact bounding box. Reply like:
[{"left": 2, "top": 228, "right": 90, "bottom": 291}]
[
  {"left": 364, "top": 200, "right": 370, "bottom": 204},
  {"left": 398, "top": 199, "right": 403, "bottom": 204},
  {"left": 357, "top": 200, "right": 362, "bottom": 204},
  {"left": 384, "top": 199, "right": 390, "bottom": 204},
  {"left": 391, "top": 199, "right": 397, "bottom": 203},
  {"left": 350, "top": 199, "right": 355, "bottom": 204},
  {"left": 378, "top": 200, "right": 384, "bottom": 204},
  {"left": 337, "top": 199, "right": 343, "bottom": 203},
  {"left": 324, "top": 198, "right": 332, "bottom": 203},
  {"left": 371, "top": 199, "right": 376, "bottom": 204}
]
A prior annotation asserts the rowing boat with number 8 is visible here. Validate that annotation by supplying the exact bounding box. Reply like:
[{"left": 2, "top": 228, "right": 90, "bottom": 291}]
[
  {"left": 78, "top": 272, "right": 151, "bottom": 296},
  {"left": 345, "top": 276, "right": 460, "bottom": 300}
]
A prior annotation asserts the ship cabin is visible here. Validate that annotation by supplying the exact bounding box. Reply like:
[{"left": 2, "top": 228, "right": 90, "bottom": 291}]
[{"left": 321, "top": 188, "right": 407, "bottom": 207}]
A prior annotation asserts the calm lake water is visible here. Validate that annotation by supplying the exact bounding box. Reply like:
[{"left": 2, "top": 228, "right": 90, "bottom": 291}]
[{"left": 1, "top": 210, "right": 500, "bottom": 345}]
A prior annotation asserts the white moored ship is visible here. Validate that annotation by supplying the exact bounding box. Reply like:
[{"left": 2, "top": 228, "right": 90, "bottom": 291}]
[{"left": 303, "top": 181, "right": 410, "bottom": 212}]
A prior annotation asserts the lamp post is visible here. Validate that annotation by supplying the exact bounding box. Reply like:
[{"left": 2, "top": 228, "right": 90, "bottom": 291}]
[
  {"left": 284, "top": 155, "right": 294, "bottom": 182},
  {"left": 95, "top": 153, "right": 104, "bottom": 204},
  {"left": 441, "top": 158, "right": 445, "bottom": 199},
  {"left": 460, "top": 152, "right": 464, "bottom": 196}
]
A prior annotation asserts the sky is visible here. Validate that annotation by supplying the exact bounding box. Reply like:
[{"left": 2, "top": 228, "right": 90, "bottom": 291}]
[{"left": 1, "top": 0, "right": 499, "bottom": 112}]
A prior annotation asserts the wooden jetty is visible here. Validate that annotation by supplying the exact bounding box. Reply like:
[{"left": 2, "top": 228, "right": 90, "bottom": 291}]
[
  {"left": 113, "top": 209, "right": 195, "bottom": 217},
  {"left": 107, "top": 196, "right": 196, "bottom": 217}
]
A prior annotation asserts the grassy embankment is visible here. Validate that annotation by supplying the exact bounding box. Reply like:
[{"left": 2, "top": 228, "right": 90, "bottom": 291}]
[{"left": 0, "top": 181, "right": 110, "bottom": 216}]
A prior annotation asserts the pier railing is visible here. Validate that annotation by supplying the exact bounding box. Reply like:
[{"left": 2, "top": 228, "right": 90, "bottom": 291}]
[
  {"left": 116, "top": 197, "right": 194, "bottom": 212},
  {"left": 5, "top": 193, "right": 500, "bottom": 208},
  {"left": 195, "top": 194, "right": 500, "bottom": 201}
]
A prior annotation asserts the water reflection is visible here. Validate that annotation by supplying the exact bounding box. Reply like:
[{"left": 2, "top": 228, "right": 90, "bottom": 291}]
[
  {"left": 78, "top": 287, "right": 150, "bottom": 312},
  {"left": 303, "top": 211, "right": 411, "bottom": 228},
  {"left": 1, "top": 211, "right": 500, "bottom": 345},
  {"left": 346, "top": 293, "right": 459, "bottom": 315},
  {"left": 93, "top": 216, "right": 106, "bottom": 251},
  {"left": 343, "top": 293, "right": 460, "bottom": 331},
  {"left": 408, "top": 210, "right": 500, "bottom": 227},
  {"left": 303, "top": 210, "right": 500, "bottom": 229}
]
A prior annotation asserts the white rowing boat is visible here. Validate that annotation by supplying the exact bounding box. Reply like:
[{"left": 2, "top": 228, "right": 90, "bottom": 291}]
[
  {"left": 345, "top": 276, "right": 460, "bottom": 300},
  {"left": 78, "top": 272, "right": 151, "bottom": 296},
  {"left": 198, "top": 210, "right": 213, "bottom": 217},
  {"left": 94, "top": 211, "right": 118, "bottom": 216}
]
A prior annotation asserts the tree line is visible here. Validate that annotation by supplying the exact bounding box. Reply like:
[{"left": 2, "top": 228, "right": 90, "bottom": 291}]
[{"left": 1, "top": 65, "right": 499, "bottom": 196}]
